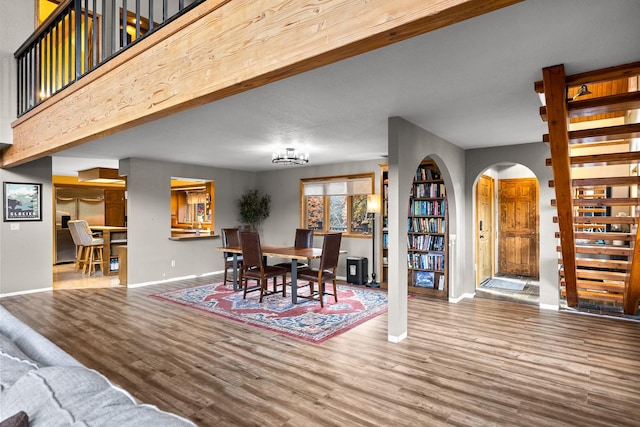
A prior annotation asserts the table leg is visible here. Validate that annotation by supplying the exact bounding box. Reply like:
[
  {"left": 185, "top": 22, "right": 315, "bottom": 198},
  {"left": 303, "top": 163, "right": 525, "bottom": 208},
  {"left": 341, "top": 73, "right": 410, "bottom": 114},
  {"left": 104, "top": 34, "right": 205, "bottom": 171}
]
[
  {"left": 291, "top": 258, "right": 298, "bottom": 304},
  {"left": 232, "top": 254, "right": 239, "bottom": 291}
]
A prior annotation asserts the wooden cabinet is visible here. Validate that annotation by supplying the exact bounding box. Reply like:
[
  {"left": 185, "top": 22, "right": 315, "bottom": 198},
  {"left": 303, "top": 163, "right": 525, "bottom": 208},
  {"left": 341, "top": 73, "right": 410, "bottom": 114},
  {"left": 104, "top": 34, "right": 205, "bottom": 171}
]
[
  {"left": 105, "top": 189, "right": 126, "bottom": 226},
  {"left": 379, "top": 161, "right": 448, "bottom": 297}
]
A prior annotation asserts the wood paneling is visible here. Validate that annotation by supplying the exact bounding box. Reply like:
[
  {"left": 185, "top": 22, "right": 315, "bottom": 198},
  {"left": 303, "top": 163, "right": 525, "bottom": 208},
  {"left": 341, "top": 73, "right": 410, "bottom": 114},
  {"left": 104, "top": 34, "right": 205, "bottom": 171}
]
[
  {"left": 3, "top": 0, "right": 522, "bottom": 168},
  {"left": 2, "top": 273, "right": 640, "bottom": 426}
]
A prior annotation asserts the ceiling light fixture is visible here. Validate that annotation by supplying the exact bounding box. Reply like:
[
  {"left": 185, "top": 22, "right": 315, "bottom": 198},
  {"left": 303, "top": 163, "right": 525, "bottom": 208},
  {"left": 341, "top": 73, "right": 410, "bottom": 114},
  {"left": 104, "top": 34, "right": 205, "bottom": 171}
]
[
  {"left": 272, "top": 147, "right": 309, "bottom": 165},
  {"left": 571, "top": 84, "right": 592, "bottom": 100}
]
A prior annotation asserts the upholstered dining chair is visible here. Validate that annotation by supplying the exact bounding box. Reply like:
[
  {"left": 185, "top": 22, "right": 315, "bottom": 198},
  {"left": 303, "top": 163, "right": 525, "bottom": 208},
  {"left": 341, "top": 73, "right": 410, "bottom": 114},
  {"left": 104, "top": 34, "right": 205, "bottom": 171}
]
[
  {"left": 275, "top": 228, "right": 314, "bottom": 272},
  {"left": 239, "top": 231, "right": 287, "bottom": 302},
  {"left": 222, "top": 228, "right": 243, "bottom": 285},
  {"left": 297, "top": 232, "right": 342, "bottom": 307},
  {"left": 68, "top": 220, "right": 104, "bottom": 276}
]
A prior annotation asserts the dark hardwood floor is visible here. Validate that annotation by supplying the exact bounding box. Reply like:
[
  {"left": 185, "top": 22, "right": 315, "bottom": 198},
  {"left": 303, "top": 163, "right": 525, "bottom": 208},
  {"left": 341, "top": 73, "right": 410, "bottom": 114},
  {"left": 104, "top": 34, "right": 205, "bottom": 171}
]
[{"left": 3, "top": 274, "right": 640, "bottom": 426}]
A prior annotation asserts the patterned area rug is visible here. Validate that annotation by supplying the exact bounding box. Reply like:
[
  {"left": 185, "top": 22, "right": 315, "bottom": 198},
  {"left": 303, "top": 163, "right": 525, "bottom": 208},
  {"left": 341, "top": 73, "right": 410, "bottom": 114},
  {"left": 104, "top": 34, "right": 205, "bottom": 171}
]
[{"left": 151, "top": 282, "right": 389, "bottom": 344}]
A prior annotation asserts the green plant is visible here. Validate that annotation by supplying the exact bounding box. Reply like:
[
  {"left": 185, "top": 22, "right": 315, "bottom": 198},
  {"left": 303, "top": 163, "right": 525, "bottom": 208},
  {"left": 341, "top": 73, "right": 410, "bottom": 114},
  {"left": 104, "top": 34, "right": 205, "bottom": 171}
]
[{"left": 237, "top": 189, "right": 271, "bottom": 231}]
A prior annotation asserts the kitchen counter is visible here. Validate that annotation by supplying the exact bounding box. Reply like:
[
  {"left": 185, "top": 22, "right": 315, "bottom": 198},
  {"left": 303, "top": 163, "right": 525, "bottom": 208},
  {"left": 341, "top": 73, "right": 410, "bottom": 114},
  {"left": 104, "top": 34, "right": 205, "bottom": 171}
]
[{"left": 169, "top": 229, "right": 219, "bottom": 241}]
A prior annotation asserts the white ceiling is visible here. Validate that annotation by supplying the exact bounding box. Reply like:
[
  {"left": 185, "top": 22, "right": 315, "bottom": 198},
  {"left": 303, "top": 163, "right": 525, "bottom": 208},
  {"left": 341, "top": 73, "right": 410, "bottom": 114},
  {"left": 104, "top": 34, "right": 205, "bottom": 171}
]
[{"left": 52, "top": 0, "right": 640, "bottom": 176}]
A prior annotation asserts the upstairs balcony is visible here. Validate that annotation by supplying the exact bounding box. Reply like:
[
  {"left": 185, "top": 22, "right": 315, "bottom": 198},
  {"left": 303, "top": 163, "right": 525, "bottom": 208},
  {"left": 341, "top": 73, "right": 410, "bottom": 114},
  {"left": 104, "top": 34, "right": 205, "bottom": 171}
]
[
  {"left": 15, "top": 0, "right": 205, "bottom": 117},
  {"left": 3, "top": 0, "right": 519, "bottom": 169}
]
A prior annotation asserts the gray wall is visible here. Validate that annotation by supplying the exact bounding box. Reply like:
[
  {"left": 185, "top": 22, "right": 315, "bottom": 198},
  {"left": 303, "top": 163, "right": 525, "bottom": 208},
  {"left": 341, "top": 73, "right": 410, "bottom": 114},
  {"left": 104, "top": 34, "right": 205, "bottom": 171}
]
[
  {"left": 0, "top": 0, "right": 34, "bottom": 146},
  {"left": 465, "top": 142, "right": 559, "bottom": 308},
  {"left": 0, "top": 158, "right": 53, "bottom": 295},
  {"left": 256, "top": 159, "right": 383, "bottom": 279},
  {"left": 387, "top": 117, "right": 466, "bottom": 341},
  {"left": 121, "top": 157, "right": 255, "bottom": 284}
]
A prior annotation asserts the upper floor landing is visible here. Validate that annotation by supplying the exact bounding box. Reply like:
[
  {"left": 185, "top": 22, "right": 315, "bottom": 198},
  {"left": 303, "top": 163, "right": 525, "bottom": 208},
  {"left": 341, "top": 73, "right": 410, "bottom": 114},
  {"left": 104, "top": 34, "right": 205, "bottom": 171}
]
[{"left": 2, "top": 0, "right": 520, "bottom": 169}]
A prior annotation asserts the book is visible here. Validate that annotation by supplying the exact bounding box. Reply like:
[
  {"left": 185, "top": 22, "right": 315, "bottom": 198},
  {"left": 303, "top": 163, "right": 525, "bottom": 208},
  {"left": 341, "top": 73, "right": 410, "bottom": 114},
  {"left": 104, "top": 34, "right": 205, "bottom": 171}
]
[{"left": 414, "top": 271, "right": 434, "bottom": 288}]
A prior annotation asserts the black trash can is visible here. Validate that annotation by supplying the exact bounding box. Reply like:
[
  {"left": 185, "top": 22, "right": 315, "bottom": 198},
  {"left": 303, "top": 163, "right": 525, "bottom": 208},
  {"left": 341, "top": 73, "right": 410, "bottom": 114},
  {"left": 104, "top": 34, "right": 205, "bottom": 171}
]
[{"left": 346, "top": 256, "right": 368, "bottom": 285}]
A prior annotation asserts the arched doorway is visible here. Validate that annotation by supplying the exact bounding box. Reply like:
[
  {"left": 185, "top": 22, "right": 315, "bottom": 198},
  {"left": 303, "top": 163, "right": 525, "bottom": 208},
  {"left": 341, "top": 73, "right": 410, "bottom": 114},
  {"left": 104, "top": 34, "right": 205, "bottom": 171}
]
[{"left": 474, "top": 163, "right": 540, "bottom": 305}]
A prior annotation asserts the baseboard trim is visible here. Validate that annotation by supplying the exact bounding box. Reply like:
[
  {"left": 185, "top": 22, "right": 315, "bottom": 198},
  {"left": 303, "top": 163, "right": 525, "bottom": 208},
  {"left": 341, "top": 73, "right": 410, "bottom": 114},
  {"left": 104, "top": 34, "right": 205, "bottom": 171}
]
[
  {"left": 449, "top": 293, "right": 475, "bottom": 303},
  {"left": 0, "top": 287, "right": 53, "bottom": 298},
  {"left": 539, "top": 303, "right": 559, "bottom": 311},
  {"left": 388, "top": 332, "right": 407, "bottom": 343}
]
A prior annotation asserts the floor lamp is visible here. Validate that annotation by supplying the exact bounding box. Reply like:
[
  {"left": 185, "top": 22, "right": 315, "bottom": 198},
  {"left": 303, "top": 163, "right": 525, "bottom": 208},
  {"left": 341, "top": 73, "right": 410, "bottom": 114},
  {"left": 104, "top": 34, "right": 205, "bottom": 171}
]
[{"left": 366, "top": 194, "right": 381, "bottom": 288}]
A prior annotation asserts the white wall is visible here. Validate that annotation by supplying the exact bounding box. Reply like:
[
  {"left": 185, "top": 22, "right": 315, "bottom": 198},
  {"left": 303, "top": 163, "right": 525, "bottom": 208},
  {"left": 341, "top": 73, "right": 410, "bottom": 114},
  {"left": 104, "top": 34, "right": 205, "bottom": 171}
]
[
  {"left": 465, "top": 142, "right": 559, "bottom": 309},
  {"left": 0, "top": 158, "right": 53, "bottom": 295}
]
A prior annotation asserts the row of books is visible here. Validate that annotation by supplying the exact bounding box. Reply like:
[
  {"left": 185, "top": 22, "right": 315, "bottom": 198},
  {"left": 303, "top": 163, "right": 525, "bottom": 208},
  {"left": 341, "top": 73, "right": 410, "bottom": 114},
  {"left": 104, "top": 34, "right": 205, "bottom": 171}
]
[
  {"left": 412, "top": 183, "right": 445, "bottom": 198},
  {"left": 408, "top": 234, "right": 445, "bottom": 251},
  {"left": 415, "top": 167, "right": 440, "bottom": 181},
  {"left": 409, "top": 200, "right": 446, "bottom": 216},
  {"left": 408, "top": 253, "right": 445, "bottom": 271},
  {"left": 382, "top": 232, "right": 389, "bottom": 249},
  {"left": 408, "top": 217, "right": 446, "bottom": 233}
]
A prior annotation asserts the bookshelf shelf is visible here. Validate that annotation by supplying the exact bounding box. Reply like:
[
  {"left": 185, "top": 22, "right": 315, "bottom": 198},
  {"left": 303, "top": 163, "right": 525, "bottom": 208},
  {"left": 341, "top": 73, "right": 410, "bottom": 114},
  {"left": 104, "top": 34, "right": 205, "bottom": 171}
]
[{"left": 379, "top": 161, "right": 448, "bottom": 297}]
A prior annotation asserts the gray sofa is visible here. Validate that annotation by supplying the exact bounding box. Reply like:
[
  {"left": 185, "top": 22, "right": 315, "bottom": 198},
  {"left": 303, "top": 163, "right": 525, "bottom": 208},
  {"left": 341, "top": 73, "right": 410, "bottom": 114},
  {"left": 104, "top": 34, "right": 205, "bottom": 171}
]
[{"left": 0, "top": 306, "right": 196, "bottom": 426}]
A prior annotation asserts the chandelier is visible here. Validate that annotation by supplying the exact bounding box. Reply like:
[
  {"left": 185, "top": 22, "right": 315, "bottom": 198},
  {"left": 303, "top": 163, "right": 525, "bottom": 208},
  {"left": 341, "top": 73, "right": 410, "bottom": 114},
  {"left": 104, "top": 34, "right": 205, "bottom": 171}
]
[{"left": 272, "top": 147, "right": 309, "bottom": 165}]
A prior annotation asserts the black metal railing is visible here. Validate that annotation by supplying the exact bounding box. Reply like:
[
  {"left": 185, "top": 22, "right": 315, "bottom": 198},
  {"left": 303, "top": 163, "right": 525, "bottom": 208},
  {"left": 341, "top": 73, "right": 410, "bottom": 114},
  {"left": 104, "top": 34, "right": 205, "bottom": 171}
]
[{"left": 14, "top": 0, "right": 205, "bottom": 117}]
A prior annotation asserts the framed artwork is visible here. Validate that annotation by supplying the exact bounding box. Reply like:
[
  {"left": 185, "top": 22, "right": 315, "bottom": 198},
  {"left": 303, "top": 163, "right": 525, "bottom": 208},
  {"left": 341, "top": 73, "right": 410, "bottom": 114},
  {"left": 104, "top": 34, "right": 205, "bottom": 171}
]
[{"left": 3, "top": 182, "right": 43, "bottom": 222}]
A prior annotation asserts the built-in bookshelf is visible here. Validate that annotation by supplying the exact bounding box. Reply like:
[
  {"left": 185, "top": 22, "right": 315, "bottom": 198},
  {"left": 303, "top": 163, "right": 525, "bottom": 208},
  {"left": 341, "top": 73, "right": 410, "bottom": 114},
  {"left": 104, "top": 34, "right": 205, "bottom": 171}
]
[
  {"left": 380, "top": 164, "right": 389, "bottom": 287},
  {"left": 379, "top": 160, "right": 448, "bottom": 297}
]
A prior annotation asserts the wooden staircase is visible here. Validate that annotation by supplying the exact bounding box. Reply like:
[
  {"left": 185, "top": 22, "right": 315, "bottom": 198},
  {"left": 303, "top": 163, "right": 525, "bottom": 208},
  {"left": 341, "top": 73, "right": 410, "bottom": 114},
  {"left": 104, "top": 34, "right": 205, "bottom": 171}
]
[{"left": 536, "top": 61, "right": 640, "bottom": 315}]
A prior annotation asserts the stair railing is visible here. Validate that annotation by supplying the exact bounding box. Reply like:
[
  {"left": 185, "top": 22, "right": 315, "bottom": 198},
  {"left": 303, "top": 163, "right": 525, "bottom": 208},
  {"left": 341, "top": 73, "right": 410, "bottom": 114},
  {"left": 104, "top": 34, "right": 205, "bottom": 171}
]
[{"left": 14, "top": 0, "right": 206, "bottom": 117}]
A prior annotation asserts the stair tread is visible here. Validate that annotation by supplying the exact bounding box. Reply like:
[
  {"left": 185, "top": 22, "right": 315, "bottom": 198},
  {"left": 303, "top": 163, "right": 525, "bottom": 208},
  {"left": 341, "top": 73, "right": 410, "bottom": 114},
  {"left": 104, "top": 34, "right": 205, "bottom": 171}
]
[
  {"left": 561, "top": 288, "right": 624, "bottom": 303},
  {"left": 553, "top": 216, "right": 638, "bottom": 225},
  {"left": 551, "top": 198, "right": 639, "bottom": 207},
  {"left": 560, "top": 258, "right": 630, "bottom": 270},
  {"left": 546, "top": 151, "right": 640, "bottom": 167},
  {"left": 543, "top": 123, "right": 640, "bottom": 144}
]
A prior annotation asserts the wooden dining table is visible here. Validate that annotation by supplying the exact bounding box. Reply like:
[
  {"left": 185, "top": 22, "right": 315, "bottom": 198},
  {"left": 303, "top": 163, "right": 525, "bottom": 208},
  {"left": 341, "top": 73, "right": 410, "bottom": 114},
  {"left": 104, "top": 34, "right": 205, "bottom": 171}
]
[{"left": 216, "top": 245, "right": 335, "bottom": 304}]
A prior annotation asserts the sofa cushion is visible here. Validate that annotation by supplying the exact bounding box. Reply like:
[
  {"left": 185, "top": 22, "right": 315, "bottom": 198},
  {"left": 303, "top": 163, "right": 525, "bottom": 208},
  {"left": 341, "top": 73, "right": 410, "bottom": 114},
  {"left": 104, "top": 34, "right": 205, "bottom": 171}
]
[
  {"left": 0, "top": 411, "right": 29, "bottom": 427},
  {"left": 0, "top": 366, "right": 195, "bottom": 426},
  {"left": 0, "top": 333, "right": 39, "bottom": 392},
  {"left": 0, "top": 307, "right": 80, "bottom": 368}
]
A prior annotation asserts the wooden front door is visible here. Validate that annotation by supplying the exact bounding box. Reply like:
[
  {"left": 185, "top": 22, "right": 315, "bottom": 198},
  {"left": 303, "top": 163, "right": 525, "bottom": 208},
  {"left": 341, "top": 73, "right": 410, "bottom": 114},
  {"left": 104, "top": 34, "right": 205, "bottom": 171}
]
[
  {"left": 476, "top": 175, "right": 494, "bottom": 285},
  {"left": 498, "top": 178, "right": 539, "bottom": 279}
]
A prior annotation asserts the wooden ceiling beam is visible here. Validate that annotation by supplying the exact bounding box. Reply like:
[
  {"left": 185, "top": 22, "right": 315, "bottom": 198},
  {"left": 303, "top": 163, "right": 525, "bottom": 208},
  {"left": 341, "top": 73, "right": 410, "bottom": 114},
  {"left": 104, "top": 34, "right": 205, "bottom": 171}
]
[{"left": 2, "top": 0, "right": 522, "bottom": 168}]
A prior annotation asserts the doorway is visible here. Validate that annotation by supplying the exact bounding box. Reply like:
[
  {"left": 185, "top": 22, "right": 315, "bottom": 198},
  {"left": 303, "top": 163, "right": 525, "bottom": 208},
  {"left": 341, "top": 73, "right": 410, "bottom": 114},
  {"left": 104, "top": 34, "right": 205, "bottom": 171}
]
[{"left": 475, "top": 165, "right": 540, "bottom": 305}]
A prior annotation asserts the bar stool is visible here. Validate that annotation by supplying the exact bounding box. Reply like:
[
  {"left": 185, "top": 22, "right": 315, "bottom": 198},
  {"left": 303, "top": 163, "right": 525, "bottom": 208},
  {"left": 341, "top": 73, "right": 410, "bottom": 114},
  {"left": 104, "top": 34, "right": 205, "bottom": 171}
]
[{"left": 68, "top": 220, "right": 104, "bottom": 276}]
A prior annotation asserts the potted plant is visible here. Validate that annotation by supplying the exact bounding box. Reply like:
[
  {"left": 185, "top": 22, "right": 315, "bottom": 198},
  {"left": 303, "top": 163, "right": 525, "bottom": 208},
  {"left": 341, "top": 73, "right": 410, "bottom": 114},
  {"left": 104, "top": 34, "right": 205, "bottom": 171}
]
[{"left": 237, "top": 189, "right": 271, "bottom": 232}]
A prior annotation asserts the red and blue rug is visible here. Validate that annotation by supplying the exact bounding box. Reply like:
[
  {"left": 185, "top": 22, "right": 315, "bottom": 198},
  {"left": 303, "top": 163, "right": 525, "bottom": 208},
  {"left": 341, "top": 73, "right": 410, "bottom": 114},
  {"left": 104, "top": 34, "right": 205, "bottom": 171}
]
[{"left": 151, "top": 282, "right": 388, "bottom": 344}]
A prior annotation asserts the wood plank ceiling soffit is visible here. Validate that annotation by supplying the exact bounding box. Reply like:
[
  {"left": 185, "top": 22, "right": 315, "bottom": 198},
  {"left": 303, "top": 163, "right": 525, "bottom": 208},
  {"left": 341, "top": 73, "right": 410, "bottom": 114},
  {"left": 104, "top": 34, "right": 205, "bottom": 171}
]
[{"left": 2, "top": 0, "right": 522, "bottom": 168}]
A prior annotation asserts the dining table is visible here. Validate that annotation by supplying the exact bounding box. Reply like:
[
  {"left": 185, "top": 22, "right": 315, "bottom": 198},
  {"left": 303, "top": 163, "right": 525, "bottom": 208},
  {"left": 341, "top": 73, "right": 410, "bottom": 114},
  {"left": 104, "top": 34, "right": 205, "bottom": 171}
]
[{"left": 216, "top": 245, "right": 342, "bottom": 304}]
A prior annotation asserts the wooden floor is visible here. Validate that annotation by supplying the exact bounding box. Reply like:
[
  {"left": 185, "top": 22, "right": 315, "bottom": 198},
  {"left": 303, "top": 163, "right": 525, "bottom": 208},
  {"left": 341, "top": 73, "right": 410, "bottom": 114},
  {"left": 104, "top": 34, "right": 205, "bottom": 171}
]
[{"left": 3, "top": 273, "right": 640, "bottom": 426}]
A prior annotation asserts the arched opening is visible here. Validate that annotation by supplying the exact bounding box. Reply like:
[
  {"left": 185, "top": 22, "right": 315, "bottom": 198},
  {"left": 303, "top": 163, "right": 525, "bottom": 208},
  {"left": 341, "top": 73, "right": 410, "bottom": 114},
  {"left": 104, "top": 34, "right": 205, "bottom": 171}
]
[{"left": 474, "top": 163, "right": 540, "bottom": 305}]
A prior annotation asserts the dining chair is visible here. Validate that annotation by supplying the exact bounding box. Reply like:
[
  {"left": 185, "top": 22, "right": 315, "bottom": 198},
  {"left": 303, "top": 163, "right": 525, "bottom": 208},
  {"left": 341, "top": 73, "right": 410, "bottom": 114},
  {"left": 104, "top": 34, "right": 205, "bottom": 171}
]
[
  {"left": 222, "top": 228, "right": 243, "bottom": 285},
  {"left": 275, "top": 228, "right": 314, "bottom": 272},
  {"left": 68, "top": 220, "right": 104, "bottom": 276},
  {"left": 239, "top": 231, "right": 287, "bottom": 302},
  {"left": 297, "top": 233, "right": 342, "bottom": 307}
]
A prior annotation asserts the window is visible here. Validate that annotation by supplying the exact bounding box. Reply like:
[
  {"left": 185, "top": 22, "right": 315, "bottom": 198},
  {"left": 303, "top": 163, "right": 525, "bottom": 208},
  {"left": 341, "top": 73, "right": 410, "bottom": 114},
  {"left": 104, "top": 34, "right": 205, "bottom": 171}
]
[{"left": 300, "top": 174, "right": 374, "bottom": 237}]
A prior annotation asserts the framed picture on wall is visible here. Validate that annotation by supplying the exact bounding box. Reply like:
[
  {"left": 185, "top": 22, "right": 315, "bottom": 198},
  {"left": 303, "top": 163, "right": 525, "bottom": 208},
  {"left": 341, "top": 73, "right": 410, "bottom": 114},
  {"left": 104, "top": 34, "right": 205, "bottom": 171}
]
[{"left": 3, "top": 182, "right": 42, "bottom": 222}]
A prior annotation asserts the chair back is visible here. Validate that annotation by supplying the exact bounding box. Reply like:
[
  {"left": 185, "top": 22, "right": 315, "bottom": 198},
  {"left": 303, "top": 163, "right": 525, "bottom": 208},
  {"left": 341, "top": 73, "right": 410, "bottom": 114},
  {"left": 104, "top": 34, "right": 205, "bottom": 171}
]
[
  {"left": 239, "top": 231, "right": 263, "bottom": 269},
  {"left": 222, "top": 228, "right": 241, "bottom": 257},
  {"left": 68, "top": 220, "right": 93, "bottom": 246},
  {"left": 319, "top": 233, "right": 342, "bottom": 272},
  {"left": 294, "top": 228, "right": 314, "bottom": 248}
]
